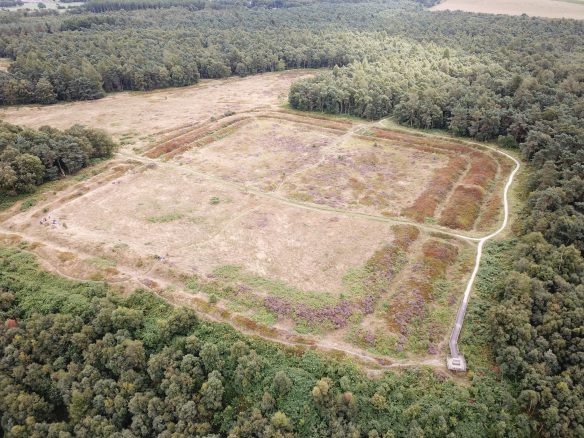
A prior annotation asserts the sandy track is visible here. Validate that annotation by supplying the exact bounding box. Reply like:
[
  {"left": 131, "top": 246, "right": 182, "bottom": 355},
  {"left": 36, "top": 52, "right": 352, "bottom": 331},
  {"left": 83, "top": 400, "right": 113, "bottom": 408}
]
[
  {"left": 376, "top": 118, "right": 521, "bottom": 363},
  {"left": 448, "top": 145, "right": 520, "bottom": 359},
  {"left": 1, "top": 224, "right": 446, "bottom": 372}
]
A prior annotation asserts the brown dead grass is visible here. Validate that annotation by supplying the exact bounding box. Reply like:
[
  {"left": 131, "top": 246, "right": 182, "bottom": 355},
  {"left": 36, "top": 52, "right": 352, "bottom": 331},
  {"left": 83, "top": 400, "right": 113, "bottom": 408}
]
[
  {"left": 476, "top": 160, "right": 515, "bottom": 232},
  {"left": 393, "top": 224, "right": 421, "bottom": 250},
  {"left": 0, "top": 70, "right": 313, "bottom": 140},
  {"left": 461, "top": 155, "right": 497, "bottom": 189},
  {"left": 5, "top": 163, "right": 401, "bottom": 295},
  {"left": 0, "top": 70, "right": 504, "bottom": 361},
  {"left": 280, "top": 136, "right": 450, "bottom": 216},
  {"left": 180, "top": 118, "right": 341, "bottom": 193},
  {"left": 384, "top": 237, "right": 461, "bottom": 338},
  {"left": 420, "top": 239, "right": 459, "bottom": 282},
  {"left": 259, "top": 111, "right": 351, "bottom": 131},
  {"left": 145, "top": 117, "right": 252, "bottom": 158}
]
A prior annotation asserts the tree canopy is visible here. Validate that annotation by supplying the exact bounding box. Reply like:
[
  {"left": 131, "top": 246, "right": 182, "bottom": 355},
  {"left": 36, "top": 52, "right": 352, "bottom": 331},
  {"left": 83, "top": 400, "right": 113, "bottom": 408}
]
[
  {"left": 0, "top": 121, "right": 117, "bottom": 194},
  {"left": 0, "top": 246, "right": 535, "bottom": 437}
]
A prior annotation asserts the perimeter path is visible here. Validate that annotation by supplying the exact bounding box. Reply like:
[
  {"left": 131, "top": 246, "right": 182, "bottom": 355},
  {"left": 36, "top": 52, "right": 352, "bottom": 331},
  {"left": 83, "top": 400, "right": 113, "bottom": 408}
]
[
  {"left": 449, "top": 143, "right": 520, "bottom": 365},
  {"left": 377, "top": 118, "right": 521, "bottom": 366}
]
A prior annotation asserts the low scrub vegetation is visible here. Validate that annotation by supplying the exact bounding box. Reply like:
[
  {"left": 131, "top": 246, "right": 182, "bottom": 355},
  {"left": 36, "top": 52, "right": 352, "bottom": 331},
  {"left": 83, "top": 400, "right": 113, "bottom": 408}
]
[
  {"left": 0, "top": 244, "right": 536, "bottom": 437},
  {"left": 461, "top": 154, "right": 497, "bottom": 189},
  {"left": 387, "top": 239, "right": 460, "bottom": 354},
  {"left": 476, "top": 160, "right": 515, "bottom": 231},
  {"left": 147, "top": 213, "right": 184, "bottom": 223},
  {"left": 439, "top": 186, "right": 485, "bottom": 230},
  {"left": 144, "top": 118, "right": 250, "bottom": 159},
  {"left": 402, "top": 156, "right": 467, "bottom": 222}
]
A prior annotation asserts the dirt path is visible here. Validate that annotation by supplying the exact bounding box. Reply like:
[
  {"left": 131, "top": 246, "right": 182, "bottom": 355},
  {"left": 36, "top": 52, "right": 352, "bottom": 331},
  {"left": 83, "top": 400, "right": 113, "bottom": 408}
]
[
  {"left": 273, "top": 121, "right": 365, "bottom": 194},
  {"left": 376, "top": 118, "right": 522, "bottom": 363},
  {"left": 169, "top": 284, "right": 447, "bottom": 369},
  {"left": 114, "top": 149, "right": 482, "bottom": 243},
  {"left": 2, "top": 226, "right": 446, "bottom": 372}
]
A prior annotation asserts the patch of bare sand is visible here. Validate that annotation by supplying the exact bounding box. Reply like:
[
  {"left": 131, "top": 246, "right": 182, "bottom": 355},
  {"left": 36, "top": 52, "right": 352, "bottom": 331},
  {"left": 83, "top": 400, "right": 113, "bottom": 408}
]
[{"left": 431, "top": 0, "right": 584, "bottom": 20}]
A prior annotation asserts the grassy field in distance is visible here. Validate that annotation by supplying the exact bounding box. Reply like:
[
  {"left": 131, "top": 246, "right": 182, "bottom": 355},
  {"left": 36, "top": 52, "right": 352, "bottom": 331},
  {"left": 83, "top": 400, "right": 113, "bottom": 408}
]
[{"left": 1, "top": 1, "right": 84, "bottom": 11}]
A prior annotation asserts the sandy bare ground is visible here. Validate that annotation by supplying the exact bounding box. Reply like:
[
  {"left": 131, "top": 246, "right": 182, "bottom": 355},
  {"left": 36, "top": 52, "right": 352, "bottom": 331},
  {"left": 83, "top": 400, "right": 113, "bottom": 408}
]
[{"left": 431, "top": 0, "right": 584, "bottom": 19}]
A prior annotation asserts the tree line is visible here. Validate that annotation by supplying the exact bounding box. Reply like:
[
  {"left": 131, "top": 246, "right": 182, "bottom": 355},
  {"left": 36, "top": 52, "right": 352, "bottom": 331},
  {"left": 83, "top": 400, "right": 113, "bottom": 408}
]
[
  {"left": 286, "top": 8, "right": 584, "bottom": 437},
  {"left": 84, "top": 0, "right": 205, "bottom": 13},
  {"left": 0, "top": 0, "right": 23, "bottom": 7},
  {"left": 0, "top": 1, "right": 440, "bottom": 105},
  {"left": 0, "top": 121, "right": 117, "bottom": 194},
  {"left": 0, "top": 0, "right": 583, "bottom": 434}
]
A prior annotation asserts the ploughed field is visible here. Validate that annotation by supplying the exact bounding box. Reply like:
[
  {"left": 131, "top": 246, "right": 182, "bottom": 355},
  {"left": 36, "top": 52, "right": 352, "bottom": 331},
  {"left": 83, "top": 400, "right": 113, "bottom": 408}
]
[{"left": 0, "top": 72, "right": 514, "bottom": 363}]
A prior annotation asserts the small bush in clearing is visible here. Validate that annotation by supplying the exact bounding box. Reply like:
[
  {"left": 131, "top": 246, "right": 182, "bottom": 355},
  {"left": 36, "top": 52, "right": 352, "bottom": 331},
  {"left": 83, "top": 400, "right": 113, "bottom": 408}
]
[
  {"left": 20, "top": 198, "right": 37, "bottom": 212},
  {"left": 147, "top": 213, "right": 184, "bottom": 223}
]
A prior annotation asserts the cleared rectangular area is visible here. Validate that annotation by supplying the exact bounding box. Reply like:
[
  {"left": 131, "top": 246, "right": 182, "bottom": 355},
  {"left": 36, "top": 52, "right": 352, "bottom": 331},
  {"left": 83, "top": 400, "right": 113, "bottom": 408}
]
[
  {"left": 0, "top": 72, "right": 513, "bottom": 360},
  {"left": 25, "top": 164, "right": 398, "bottom": 295}
]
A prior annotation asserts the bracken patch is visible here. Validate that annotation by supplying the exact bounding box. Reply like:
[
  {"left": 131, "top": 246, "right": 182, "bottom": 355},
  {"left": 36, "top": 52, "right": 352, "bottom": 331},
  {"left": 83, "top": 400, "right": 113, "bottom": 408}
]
[
  {"left": 258, "top": 227, "right": 419, "bottom": 330},
  {"left": 144, "top": 117, "right": 250, "bottom": 158},
  {"left": 258, "top": 112, "right": 350, "bottom": 132},
  {"left": 386, "top": 239, "right": 459, "bottom": 342},
  {"left": 476, "top": 160, "right": 514, "bottom": 231},
  {"left": 461, "top": 154, "right": 497, "bottom": 189},
  {"left": 402, "top": 156, "right": 468, "bottom": 222},
  {"left": 438, "top": 186, "right": 485, "bottom": 230}
]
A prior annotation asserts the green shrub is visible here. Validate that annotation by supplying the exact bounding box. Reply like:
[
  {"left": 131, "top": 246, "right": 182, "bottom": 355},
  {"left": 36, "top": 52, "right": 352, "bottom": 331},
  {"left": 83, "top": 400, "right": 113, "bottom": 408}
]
[{"left": 20, "top": 198, "right": 37, "bottom": 211}]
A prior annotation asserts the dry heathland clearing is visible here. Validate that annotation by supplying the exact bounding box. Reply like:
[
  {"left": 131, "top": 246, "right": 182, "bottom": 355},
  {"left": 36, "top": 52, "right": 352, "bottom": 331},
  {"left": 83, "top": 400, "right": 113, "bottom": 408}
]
[
  {"left": 0, "top": 71, "right": 516, "bottom": 365},
  {"left": 431, "top": 0, "right": 584, "bottom": 20}
]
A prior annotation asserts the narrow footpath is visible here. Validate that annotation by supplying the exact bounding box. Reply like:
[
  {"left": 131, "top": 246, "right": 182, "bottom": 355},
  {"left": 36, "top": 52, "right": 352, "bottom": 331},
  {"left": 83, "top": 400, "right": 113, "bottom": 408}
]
[
  {"left": 377, "top": 118, "right": 521, "bottom": 368},
  {"left": 447, "top": 144, "right": 520, "bottom": 368}
]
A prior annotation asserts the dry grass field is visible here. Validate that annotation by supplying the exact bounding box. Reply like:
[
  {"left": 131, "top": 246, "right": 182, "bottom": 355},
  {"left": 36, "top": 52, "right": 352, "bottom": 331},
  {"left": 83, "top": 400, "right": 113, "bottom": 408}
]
[
  {"left": 0, "top": 71, "right": 308, "bottom": 139},
  {"left": 0, "top": 72, "right": 516, "bottom": 363},
  {"left": 180, "top": 118, "right": 342, "bottom": 193},
  {"left": 431, "top": 0, "right": 584, "bottom": 20}
]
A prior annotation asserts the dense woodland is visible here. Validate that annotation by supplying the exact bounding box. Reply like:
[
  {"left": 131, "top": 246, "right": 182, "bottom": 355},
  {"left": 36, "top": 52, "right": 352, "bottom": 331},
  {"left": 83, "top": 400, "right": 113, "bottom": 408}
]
[
  {"left": 0, "top": 0, "right": 448, "bottom": 103},
  {"left": 0, "top": 122, "right": 116, "bottom": 194},
  {"left": 0, "top": 0, "right": 583, "bottom": 436},
  {"left": 0, "top": 247, "right": 534, "bottom": 437}
]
